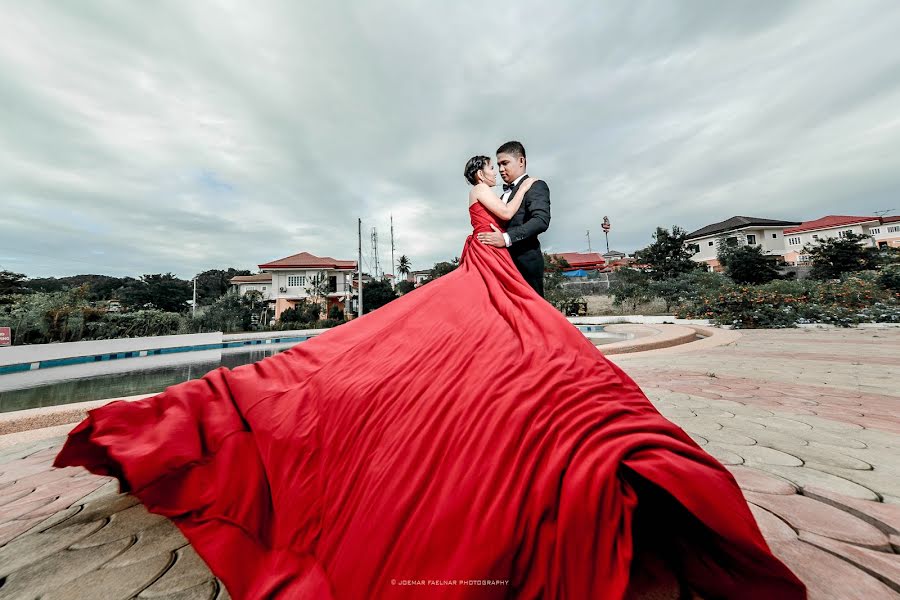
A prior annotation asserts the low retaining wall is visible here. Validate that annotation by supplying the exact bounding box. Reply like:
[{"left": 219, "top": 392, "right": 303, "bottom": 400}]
[
  {"left": 0, "top": 330, "right": 326, "bottom": 375},
  {"left": 568, "top": 316, "right": 712, "bottom": 326},
  {"left": 598, "top": 324, "right": 698, "bottom": 355}
]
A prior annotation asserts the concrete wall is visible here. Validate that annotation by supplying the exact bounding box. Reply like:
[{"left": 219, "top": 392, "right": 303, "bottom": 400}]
[{"left": 0, "top": 332, "right": 222, "bottom": 367}]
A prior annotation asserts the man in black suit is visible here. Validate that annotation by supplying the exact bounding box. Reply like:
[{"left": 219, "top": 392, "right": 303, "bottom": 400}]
[{"left": 476, "top": 141, "right": 551, "bottom": 297}]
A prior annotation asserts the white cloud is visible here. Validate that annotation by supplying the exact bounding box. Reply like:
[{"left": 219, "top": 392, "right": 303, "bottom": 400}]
[{"left": 1, "top": 0, "right": 899, "bottom": 277}]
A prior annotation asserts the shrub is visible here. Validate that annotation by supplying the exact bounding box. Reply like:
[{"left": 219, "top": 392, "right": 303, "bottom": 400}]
[
  {"left": 84, "top": 310, "right": 184, "bottom": 339},
  {"left": 877, "top": 264, "right": 900, "bottom": 293},
  {"left": 678, "top": 275, "right": 897, "bottom": 328}
]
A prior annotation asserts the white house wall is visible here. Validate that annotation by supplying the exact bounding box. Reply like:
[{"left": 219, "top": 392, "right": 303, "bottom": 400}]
[
  {"left": 688, "top": 227, "right": 791, "bottom": 263},
  {"left": 784, "top": 224, "right": 877, "bottom": 252},
  {"left": 269, "top": 269, "right": 356, "bottom": 299}
]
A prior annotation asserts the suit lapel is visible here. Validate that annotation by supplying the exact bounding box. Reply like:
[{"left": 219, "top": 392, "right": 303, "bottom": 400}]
[
  {"left": 509, "top": 174, "right": 530, "bottom": 198},
  {"left": 508, "top": 174, "right": 530, "bottom": 221}
]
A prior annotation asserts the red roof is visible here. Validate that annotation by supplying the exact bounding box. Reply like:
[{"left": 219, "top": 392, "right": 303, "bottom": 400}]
[
  {"left": 259, "top": 252, "right": 357, "bottom": 270},
  {"left": 784, "top": 215, "right": 880, "bottom": 234},
  {"left": 882, "top": 215, "right": 900, "bottom": 224},
  {"left": 549, "top": 252, "right": 606, "bottom": 270},
  {"left": 229, "top": 273, "right": 272, "bottom": 284}
]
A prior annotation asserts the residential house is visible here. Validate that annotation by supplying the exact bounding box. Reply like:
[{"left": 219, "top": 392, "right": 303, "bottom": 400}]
[
  {"left": 872, "top": 215, "right": 900, "bottom": 249},
  {"left": 782, "top": 215, "right": 881, "bottom": 265},
  {"left": 229, "top": 273, "right": 273, "bottom": 300},
  {"left": 230, "top": 252, "right": 358, "bottom": 320},
  {"left": 408, "top": 269, "right": 432, "bottom": 286},
  {"left": 548, "top": 252, "right": 606, "bottom": 272},
  {"left": 604, "top": 257, "right": 640, "bottom": 271},
  {"left": 685, "top": 216, "right": 802, "bottom": 271}
]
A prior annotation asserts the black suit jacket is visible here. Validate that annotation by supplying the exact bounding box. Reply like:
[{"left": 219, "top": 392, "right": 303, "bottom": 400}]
[
  {"left": 504, "top": 175, "right": 550, "bottom": 295},
  {"left": 506, "top": 175, "right": 550, "bottom": 254}
]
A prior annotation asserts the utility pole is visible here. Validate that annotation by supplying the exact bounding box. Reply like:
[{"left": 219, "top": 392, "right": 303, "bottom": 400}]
[
  {"left": 390, "top": 214, "right": 396, "bottom": 288},
  {"left": 192, "top": 276, "right": 197, "bottom": 317},
  {"left": 371, "top": 227, "right": 380, "bottom": 279},
  {"left": 358, "top": 218, "right": 363, "bottom": 318},
  {"left": 586, "top": 230, "right": 592, "bottom": 253},
  {"left": 602, "top": 216, "right": 611, "bottom": 254}
]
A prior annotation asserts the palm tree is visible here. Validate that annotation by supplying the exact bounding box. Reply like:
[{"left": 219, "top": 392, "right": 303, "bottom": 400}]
[{"left": 397, "top": 255, "right": 412, "bottom": 281}]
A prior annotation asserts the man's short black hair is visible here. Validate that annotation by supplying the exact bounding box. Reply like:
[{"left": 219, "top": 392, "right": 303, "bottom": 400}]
[{"left": 496, "top": 141, "right": 526, "bottom": 162}]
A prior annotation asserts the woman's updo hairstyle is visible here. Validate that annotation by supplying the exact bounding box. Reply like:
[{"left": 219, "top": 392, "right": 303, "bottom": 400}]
[{"left": 464, "top": 155, "right": 491, "bottom": 186}]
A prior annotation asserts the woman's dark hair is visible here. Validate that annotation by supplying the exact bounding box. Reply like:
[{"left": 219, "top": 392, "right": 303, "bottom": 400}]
[{"left": 464, "top": 155, "right": 491, "bottom": 185}]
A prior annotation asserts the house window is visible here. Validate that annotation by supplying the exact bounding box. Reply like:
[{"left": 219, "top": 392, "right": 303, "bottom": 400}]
[
  {"left": 888, "top": 226, "right": 900, "bottom": 233},
  {"left": 746, "top": 234, "right": 757, "bottom": 245},
  {"left": 839, "top": 230, "right": 852, "bottom": 238},
  {"left": 772, "top": 233, "right": 778, "bottom": 238},
  {"left": 262, "top": 286, "right": 267, "bottom": 291},
  {"left": 708, "top": 241, "right": 714, "bottom": 247},
  {"left": 288, "top": 276, "right": 305, "bottom": 287},
  {"left": 725, "top": 237, "right": 738, "bottom": 246},
  {"left": 788, "top": 237, "right": 801, "bottom": 245},
  {"left": 812, "top": 235, "right": 818, "bottom": 240},
  {"left": 870, "top": 228, "right": 880, "bottom": 235}
]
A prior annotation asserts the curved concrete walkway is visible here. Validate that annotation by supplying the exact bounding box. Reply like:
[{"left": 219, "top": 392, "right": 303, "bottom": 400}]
[{"left": 0, "top": 327, "right": 898, "bottom": 598}]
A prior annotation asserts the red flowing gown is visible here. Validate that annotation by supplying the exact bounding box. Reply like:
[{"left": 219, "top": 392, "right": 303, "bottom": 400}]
[{"left": 55, "top": 203, "right": 805, "bottom": 599}]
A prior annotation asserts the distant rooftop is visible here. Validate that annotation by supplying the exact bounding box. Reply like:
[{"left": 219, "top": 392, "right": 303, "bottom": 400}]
[
  {"left": 259, "top": 252, "right": 357, "bottom": 270},
  {"left": 228, "top": 273, "right": 272, "bottom": 284},
  {"left": 784, "top": 215, "right": 880, "bottom": 234},
  {"left": 687, "top": 216, "right": 802, "bottom": 240},
  {"left": 549, "top": 252, "right": 606, "bottom": 270}
]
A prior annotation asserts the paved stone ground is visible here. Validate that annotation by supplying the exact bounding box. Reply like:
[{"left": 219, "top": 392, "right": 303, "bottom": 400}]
[{"left": 0, "top": 328, "right": 897, "bottom": 599}]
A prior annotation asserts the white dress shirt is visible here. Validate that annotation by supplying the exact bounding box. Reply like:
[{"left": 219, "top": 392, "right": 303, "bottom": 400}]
[{"left": 499, "top": 173, "right": 527, "bottom": 247}]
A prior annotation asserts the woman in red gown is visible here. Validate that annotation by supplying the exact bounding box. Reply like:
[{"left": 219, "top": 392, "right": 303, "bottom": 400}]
[{"left": 55, "top": 157, "right": 805, "bottom": 599}]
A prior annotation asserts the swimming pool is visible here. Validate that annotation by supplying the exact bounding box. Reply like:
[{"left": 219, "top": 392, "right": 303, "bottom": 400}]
[{"left": 0, "top": 325, "right": 629, "bottom": 413}]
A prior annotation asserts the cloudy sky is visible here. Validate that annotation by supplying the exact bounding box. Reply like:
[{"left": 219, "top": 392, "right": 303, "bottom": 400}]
[{"left": 2, "top": 1, "right": 899, "bottom": 279}]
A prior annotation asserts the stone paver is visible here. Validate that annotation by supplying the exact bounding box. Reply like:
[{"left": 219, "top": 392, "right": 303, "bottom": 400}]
[{"left": 0, "top": 327, "right": 896, "bottom": 599}]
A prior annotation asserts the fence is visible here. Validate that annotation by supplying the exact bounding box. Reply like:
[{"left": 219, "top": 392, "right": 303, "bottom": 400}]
[{"left": 560, "top": 272, "right": 619, "bottom": 295}]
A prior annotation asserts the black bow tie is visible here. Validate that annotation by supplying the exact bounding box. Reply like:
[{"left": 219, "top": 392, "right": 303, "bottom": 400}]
[{"left": 503, "top": 182, "right": 515, "bottom": 192}]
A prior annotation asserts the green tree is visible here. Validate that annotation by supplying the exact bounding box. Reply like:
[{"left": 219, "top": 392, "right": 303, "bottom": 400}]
[
  {"left": 634, "top": 226, "right": 701, "bottom": 280},
  {"left": 327, "top": 304, "right": 345, "bottom": 320},
  {"left": 119, "top": 273, "right": 192, "bottom": 312},
  {"left": 20, "top": 275, "right": 132, "bottom": 302},
  {"left": 543, "top": 254, "right": 585, "bottom": 314},
  {"left": 84, "top": 276, "right": 132, "bottom": 302},
  {"left": 877, "top": 264, "right": 900, "bottom": 293},
  {"left": 20, "top": 277, "right": 67, "bottom": 294},
  {"left": 423, "top": 257, "right": 460, "bottom": 284},
  {"left": 279, "top": 299, "right": 322, "bottom": 325},
  {"left": 806, "top": 232, "right": 872, "bottom": 280},
  {"left": 194, "top": 268, "right": 252, "bottom": 305},
  {"left": 395, "top": 280, "right": 416, "bottom": 295},
  {"left": 610, "top": 268, "right": 653, "bottom": 312},
  {"left": 397, "top": 255, "right": 412, "bottom": 280},
  {"left": 0, "top": 269, "right": 28, "bottom": 300},
  {"left": 717, "top": 243, "right": 782, "bottom": 285},
  {"left": 648, "top": 271, "right": 729, "bottom": 312},
  {"left": 304, "top": 270, "right": 333, "bottom": 317},
  {"left": 187, "top": 291, "right": 257, "bottom": 333},
  {"left": 865, "top": 245, "right": 900, "bottom": 270},
  {"left": 362, "top": 279, "right": 398, "bottom": 313}
]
